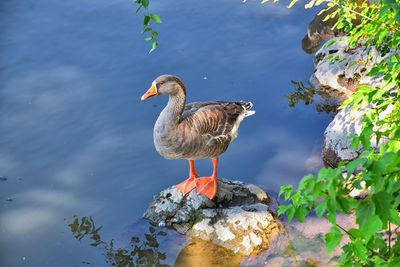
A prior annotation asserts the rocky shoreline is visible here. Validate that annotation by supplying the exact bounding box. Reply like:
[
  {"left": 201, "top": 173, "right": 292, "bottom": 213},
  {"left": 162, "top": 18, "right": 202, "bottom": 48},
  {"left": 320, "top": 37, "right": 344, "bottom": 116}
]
[{"left": 312, "top": 37, "right": 391, "bottom": 167}]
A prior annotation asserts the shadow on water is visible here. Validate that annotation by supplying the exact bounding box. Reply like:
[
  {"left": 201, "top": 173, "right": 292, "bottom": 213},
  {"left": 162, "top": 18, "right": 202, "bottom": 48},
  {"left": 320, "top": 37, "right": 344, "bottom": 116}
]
[{"left": 69, "top": 216, "right": 242, "bottom": 267}]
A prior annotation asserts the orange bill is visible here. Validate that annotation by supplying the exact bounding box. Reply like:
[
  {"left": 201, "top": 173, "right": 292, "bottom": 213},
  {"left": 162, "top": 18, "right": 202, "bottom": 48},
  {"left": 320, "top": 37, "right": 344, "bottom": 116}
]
[{"left": 141, "top": 83, "right": 158, "bottom": 100}]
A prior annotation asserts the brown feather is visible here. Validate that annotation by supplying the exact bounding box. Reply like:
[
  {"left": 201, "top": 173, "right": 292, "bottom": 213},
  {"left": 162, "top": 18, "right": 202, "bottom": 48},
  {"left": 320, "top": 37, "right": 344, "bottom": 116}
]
[{"left": 176, "top": 101, "right": 250, "bottom": 159}]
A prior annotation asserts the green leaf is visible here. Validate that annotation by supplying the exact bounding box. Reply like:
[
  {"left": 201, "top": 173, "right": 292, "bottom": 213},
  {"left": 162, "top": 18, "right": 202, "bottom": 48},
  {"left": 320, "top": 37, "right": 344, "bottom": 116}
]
[
  {"left": 346, "top": 157, "right": 366, "bottom": 174},
  {"left": 347, "top": 228, "right": 361, "bottom": 239},
  {"left": 279, "top": 185, "right": 293, "bottom": 200},
  {"left": 304, "top": 0, "right": 316, "bottom": 9},
  {"left": 388, "top": 257, "right": 400, "bottom": 267},
  {"left": 141, "top": 0, "right": 149, "bottom": 8},
  {"left": 295, "top": 206, "right": 308, "bottom": 222},
  {"left": 390, "top": 209, "right": 400, "bottom": 225},
  {"left": 315, "top": 200, "right": 327, "bottom": 217},
  {"left": 323, "top": 39, "right": 336, "bottom": 48},
  {"left": 298, "top": 174, "right": 315, "bottom": 191},
  {"left": 287, "top": 0, "right": 298, "bottom": 8},
  {"left": 336, "top": 196, "right": 351, "bottom": 213},
  {"left": 144, "top": 15, "right": 150, "bottom": 26},
  {"left": 287, "top": 206, "right": 295, "bottom": 221},
  {"left": 356, "top": 200, "right": 375, "bottom": 228},
  {"left": 149, "top": 41, "right": 158, "bottom": 54},
  {"left": 150, "top": 14, "right": 162, "bottom": 23},
  {"left": 360, "top": 125, "right": 373, "bottom": 148},
  {"left": 326, "top": 211, "right": 336, "bottom": 224},
  {"left": 372, "top": 192, "right": 392, "bottom": 223},
  {"left": 277, "top": 204, "right": 291, "bottom": 216},
  {"left": 325, "top": 226, "right": 342, "bottom": 254},
  {"left": 351, "top": 240, "right": 368, "bottom": 263},
  {"left": 361, "top": 215, "right": 382, "bottom": 242},
  {"left": 142, "top": 27, "right": 152, "bottom": 34},
  {"left": 351, "top": 136, "right": 360, "bottom": 150}
]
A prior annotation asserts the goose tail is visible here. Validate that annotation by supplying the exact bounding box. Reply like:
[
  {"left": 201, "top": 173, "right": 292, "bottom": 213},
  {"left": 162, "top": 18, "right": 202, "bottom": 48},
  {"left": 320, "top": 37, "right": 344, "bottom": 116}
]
[{"left": 240, "top": 101, "right": 255, "bottom": 117}]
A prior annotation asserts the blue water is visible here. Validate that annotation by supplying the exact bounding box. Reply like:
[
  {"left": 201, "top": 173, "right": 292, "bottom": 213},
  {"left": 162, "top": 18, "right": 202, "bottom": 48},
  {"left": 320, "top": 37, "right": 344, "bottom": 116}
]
[{"left": 0, "top": 0, "right": 330, "bottom": 266}]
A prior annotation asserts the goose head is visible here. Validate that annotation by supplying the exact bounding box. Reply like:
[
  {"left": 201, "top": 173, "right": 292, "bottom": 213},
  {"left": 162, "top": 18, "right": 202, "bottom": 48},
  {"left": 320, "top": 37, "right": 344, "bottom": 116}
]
[{"left": 141, "top": 74, "right": 186, "bottom": 101}]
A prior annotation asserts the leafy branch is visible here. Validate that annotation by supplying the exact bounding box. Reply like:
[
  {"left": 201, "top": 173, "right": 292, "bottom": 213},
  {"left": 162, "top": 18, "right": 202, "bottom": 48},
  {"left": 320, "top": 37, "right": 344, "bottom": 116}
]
[{"left": 134, "top": 0, "right": 162, "bottom": 53}]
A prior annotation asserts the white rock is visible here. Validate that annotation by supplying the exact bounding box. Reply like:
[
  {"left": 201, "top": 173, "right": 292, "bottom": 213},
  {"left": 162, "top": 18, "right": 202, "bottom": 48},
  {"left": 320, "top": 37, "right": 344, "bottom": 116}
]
[
  {"left": 322, "top": 105, "right": 392, "bottom": 167},
  {"left": 310, "top": 37, "right": 387, "bottom": 101},
  {"left": 214, "top": 222, "right": 236, "bottom": 241},
  {"left": 143, "top": 178, "right": 280, "bottom": 255}
]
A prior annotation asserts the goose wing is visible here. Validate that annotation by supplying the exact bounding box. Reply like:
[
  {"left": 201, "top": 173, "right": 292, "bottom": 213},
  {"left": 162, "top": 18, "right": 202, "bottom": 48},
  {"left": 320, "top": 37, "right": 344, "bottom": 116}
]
[{"left": 180, "top": 101, "right": 253, "bottom": 157}]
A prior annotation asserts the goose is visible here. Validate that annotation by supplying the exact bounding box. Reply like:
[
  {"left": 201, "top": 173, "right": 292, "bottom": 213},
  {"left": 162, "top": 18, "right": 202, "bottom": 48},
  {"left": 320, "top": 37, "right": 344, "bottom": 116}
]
[{"left": 141, "top": 75, "right": 255, "bottom": 199}]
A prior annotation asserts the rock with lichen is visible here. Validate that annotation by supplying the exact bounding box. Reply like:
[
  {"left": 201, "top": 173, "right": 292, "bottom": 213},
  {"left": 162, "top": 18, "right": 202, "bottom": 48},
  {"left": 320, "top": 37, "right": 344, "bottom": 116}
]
[
  {"left": 313, "top": 36, "right": 396, "bottom": 167},
  {"left": 143, "top": 178, "right": 280, "bottom": 255},
  {"left": 322, "top": 104, "right": 392, "bottom": 168},
  {"left": 310, "top": 37, "right": 387, "bottom": 102}
]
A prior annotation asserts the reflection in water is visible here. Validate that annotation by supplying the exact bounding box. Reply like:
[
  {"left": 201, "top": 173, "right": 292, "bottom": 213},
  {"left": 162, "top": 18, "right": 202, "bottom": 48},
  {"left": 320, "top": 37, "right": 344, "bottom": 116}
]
[
  {"left": 258, "top": 224, "right": 336, "bottom": 266},
  {"left": 69, "top": 215, "right": 339, "bottom": 266},
  {"left": 286, "top": 81, "right": 339, "bottom": 115},
  {"left": 174, "top": 238, "right": 242, "bottom": 267},
  {"left": 69, "top": 216, "right": 243, "bottom": 267},
  {"left": 69, "top": 216, "right": 169, "bottom": 267}
]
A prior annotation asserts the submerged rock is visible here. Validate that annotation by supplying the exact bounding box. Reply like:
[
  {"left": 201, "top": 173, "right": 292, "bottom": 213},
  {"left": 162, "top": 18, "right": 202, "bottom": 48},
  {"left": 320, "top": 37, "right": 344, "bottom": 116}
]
[
  {"left": 310, "top": 37, "right": 387, "bottom": 101},
  {"left": 144, "top": 178, "right": 280, "bottom": 255}
]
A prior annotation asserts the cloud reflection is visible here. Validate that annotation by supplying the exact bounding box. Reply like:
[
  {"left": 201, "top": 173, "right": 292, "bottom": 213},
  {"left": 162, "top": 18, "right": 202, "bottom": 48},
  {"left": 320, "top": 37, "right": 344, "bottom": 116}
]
[{"left": 237, "top": 128, "right": 324, "bottom": 192}]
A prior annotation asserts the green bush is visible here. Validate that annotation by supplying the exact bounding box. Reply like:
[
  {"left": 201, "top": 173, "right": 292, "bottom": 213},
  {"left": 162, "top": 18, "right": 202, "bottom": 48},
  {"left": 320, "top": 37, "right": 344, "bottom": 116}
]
[{"left": 272, "top": 0, "right": 400, "bottom": 265}]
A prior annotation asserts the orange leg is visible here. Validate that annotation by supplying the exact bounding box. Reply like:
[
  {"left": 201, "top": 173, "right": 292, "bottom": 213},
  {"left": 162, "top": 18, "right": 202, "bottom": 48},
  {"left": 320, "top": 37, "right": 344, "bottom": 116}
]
[
  {"left": 196, "top": 158, "right": 218, "bottom": 199},
  {"left": 176, "top": 160, "right": 199, "bottom": 195}
]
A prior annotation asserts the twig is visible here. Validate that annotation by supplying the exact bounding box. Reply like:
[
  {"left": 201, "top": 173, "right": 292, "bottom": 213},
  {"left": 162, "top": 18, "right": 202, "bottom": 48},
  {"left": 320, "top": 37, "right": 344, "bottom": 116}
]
[{"left": 389, "top": 223, "right": 392, "bottom": 256}]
